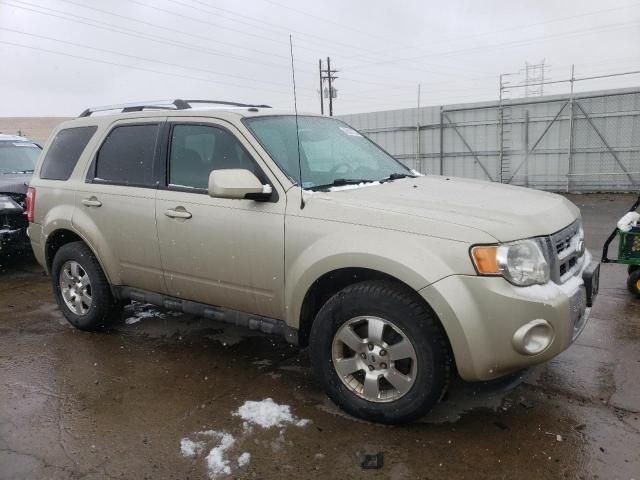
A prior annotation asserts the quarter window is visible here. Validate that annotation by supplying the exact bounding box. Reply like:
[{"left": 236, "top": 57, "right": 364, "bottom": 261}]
[
  {"left": 169, "top": 124, "right": 259, "bottom": 190},
  {"left": 40, "top": 126, "right": 97, "bottom": 180},
  {"left": 95, "top": 124, "right": 159, "bottom": 186}
]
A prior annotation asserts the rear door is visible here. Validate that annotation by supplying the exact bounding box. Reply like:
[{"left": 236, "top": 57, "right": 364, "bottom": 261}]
[
  {"left": 75, "top": 118, "right": 167, "bottom": 293},
  {"left": 155, "top": 118, "right": 285, "bottom": 318}
]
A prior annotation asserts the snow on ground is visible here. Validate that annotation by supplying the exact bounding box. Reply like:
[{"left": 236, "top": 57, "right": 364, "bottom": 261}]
[
  {"left": 180, "top": 399, "right": 309, "bottom": 478},
  {"left": 205, "top": 432, "right": 235, "bottom": 477},
  {"left": 233, "top": 398, "right": 310, "bottom": 428},
  {"left": 237, "top": 452, "right": 251, "bottom": 467},
  {"left": 124, "top": 302, "right": 168, "bottom": 324},
  {"left": 180, "top": 438, "right": 205, "bottom": 457}
]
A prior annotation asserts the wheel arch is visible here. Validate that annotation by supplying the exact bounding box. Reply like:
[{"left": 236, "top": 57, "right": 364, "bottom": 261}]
[
  {"left": 45, "top": 228, "right": 114, "bottom": 285},
  {"left": 295, "top": 267, "right": 450, "bottom": 352}
]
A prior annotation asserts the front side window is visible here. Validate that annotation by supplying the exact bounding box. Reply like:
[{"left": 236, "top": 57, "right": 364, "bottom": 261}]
[
  {"left": 169, "top": 124, "right": 259, "bottom": 190},
  {"left": 95, "top": 124, "right": 159, "bottom": 186},
  {"left": 0, "top": 142, "right": 41, "bottom": 175},
  {"left": 244, "top": 116, "right": 411, "bottom": 189},
  {"left": 40, "top": 126, "right": 96, "bottom": 180}
]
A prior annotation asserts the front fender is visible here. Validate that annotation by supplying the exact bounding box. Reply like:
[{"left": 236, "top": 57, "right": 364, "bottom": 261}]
[{"left": 283, "top": 224, "right": 473, "bottom": 328}]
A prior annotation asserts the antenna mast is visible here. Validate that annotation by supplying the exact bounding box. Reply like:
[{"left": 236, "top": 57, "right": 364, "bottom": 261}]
[{"left": 289, "top": 35, "right": 305, "bottom": 209}]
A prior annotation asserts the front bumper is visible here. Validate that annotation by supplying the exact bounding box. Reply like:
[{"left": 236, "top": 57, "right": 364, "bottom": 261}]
[{"left": 420, "top": 252, "right": 597, "bottom": 381}]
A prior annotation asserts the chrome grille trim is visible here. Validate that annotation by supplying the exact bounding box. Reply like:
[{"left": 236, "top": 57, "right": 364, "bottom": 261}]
[{"left": 546, "top": 219, "right": 585, "bottom": 284}]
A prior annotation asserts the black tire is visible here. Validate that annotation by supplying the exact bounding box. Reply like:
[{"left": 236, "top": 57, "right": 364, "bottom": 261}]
[
  {"left": 51, "top": 241, "right": 121, "bottom": 331},
  {"left": 309, "top": 280, "right": 452, "bottom": 424},
  {"left": 627, "top": 269, "right": 640, "bottom": 298},
  {"left": 628, "top": 265, "right": 639, "bottom": 275}
]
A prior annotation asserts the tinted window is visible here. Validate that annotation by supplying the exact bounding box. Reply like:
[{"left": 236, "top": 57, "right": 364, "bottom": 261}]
[
  {"left": 169, "top": 124, "right": 259, "bottom": 189},
  {"left": 40, "top": 127, "right": 96, "bottom": 180},
  {"left": 96, "top": 124, "right": 159, "bottom": 186}
]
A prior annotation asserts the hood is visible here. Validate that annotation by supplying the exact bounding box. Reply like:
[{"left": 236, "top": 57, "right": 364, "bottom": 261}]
[
  {"left": 0, "top": 173, "right": 31, "bottom": 196},
  {"left": 308, "top": 175, "right": 579, "bottom": 242}
]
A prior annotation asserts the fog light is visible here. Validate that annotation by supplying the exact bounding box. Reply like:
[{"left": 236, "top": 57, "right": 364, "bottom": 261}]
[{"left": 512, "top": 319, "right": 554, "bottom": 355}]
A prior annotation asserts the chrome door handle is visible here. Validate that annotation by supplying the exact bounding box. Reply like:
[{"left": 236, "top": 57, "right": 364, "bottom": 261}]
[
  {"left": 82, "top": 197, "right": 102, "bottom": 207},
  {"left": 165, "top": 208, "right": 192, "bottom": 219}
]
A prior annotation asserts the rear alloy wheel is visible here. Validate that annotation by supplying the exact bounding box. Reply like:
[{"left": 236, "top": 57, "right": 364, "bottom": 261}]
[
  {"left": 310, "top": 280, "right": 452, "bottom": 424},
  {"left": 51, "top": 241, "right": 121, "bottom": 331},
  {"left": 59, "top": 260, "right": 93, "bottom": 315}
]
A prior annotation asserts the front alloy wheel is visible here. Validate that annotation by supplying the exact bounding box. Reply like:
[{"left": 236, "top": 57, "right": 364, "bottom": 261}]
[{"left": 332, "top": 316, "right": 417, "bottom": 403}]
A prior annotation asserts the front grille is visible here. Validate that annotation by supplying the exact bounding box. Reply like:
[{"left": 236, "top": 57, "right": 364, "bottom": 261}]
[{"left": 547, "top": 220, "right": 585, "bottom": 284}]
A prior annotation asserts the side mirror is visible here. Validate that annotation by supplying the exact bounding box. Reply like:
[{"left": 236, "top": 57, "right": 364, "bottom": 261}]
[{"left": 208, "top": 169, "right": 268, "bottom": 200}]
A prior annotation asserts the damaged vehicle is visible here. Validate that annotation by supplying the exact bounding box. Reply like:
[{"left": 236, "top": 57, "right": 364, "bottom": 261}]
[
  {"left": 0, "top": 134, "right": 41, "bottom": 255},
  {"left": 27, "top": 100, "right": 599, "bottom": 424}
]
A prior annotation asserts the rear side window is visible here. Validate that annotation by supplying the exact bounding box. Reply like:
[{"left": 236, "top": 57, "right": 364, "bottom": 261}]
[
  {"left": 95, "top": 124, "right": 159, "bottom": 186},
  {"left": 40, "top": 126, "right": 97, "bottom": 180}
]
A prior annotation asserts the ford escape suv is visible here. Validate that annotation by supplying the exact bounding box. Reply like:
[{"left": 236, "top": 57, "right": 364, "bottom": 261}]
[{"left": 27, "top": 99, "right": 599, "bottom": 424}]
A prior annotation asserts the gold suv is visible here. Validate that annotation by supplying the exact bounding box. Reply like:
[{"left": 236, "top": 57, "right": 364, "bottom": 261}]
[{"left": 27, "top": 99, "right": 600, "bottom": 424}]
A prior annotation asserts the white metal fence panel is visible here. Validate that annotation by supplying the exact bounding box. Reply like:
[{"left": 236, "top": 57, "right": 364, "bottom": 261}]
[{"left": 339, "top": 88, "right": 640, "bottom": 192}]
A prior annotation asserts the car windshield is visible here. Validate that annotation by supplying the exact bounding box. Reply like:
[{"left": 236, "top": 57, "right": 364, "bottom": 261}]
[
  {"left": 244, "top": 116, "right": 412, "bottom": 189},
  {"left": 0, "top": 143, "right": 41, "bottom": 174}
]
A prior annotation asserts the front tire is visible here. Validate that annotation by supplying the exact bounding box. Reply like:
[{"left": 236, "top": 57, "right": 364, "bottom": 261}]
[
  {"left": 51, "top": 241, "right": 120, "bottom": 331},
  {"left": 309, "top": 280, "right": 452, "bottom": 424}
]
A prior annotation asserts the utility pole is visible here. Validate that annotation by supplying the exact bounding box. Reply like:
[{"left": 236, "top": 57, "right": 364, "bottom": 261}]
[
  {"left": 327, "top": 57, "right": 334, "bottom": 116},
  {"left": 318, "top": 57, "right": 338, "bottom": 116},
  {"left": 318, "top": 59, "right": 324, "bottom": 115}
]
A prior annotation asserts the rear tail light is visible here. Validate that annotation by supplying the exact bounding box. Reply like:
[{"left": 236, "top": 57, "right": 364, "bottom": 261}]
[{"left": 26, "top": 187, "right": 36, "bottom": 223}]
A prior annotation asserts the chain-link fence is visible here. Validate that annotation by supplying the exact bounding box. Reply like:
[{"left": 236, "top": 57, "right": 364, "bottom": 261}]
[{"left": 340, "top": 88, "right": 640, "bottom": 192}]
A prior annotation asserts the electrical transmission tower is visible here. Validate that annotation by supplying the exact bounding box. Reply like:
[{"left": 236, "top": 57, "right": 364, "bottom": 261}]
[
  {"left": 523, "top": 60, "right": 547, "bottom": 97},
  {"left": 318, "top": 57, "right": 338, "bottom": 115}
]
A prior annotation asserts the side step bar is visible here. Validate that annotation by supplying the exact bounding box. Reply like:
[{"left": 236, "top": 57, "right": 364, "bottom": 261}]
[{"left": 113, "top": 286, "right": 298, "bottom": 345}]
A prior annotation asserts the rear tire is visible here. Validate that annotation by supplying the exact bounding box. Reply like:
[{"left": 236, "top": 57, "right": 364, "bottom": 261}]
[
  {"left": 51, "top": 241, "right": 121, "bottom": 331},
  {"left": 628, "top": 265, "right": 639, "bottom": 275},
  {"left": 309, "top": 280, "right": 452, "bottom": 424},
  {"left": 627, "top": 270, "right": 640, "bottom": 298}
]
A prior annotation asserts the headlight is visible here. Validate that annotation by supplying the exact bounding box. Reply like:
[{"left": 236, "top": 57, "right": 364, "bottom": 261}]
[{"left": 471, "top": 239, "right": 550, "bottom": 286}]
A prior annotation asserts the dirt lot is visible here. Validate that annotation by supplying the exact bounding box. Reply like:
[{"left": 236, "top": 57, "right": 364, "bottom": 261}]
[{"left": 1, "top": 193, "right": 639, "bottom": 479}]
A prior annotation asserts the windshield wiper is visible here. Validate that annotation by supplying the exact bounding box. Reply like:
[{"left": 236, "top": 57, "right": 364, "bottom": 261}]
[
  {"left": 307, "top": 178, "right": 375, "bottom": 191},
  {"left": 381, "top": 172, "right": 416, "bottom": 182}
]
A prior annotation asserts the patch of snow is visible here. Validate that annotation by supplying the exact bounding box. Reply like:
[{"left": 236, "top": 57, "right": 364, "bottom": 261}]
[
  {"left": 327, "top": 181, "right": 381, "bottom": 192},
  {"left": 410, "top": 169, "right": 424, "bottom": 176},
  {"left": 205, "top": 432, "right": 235, "bottom": 478},
  {"left": 180, "top": 438, "right": 205, "bottom": 457},
  {"left": 237, "top": 452, "right": 251, "bottom": 467},
  {"left": 233, "top": 398, "right": 310, "bottom": 429}
]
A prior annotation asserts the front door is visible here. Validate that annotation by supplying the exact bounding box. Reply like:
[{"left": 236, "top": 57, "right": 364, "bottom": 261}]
[{"left": 155, "top": 119, "right": 285, "bottom": 318}]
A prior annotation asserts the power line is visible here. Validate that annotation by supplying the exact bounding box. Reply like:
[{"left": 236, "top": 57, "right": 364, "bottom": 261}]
[
  {"left": 2, "top": 0, "right": 316, "bottom": 75},
  {"left": 341, "top": 2, "right": 640, "bottom": 66},
  {"left": 0, "top": 27, "right": 304, "bottom": 93},
  {"left": 343, "top": 18, "right": 640, "bottom": 71},
  {"left": 0, "top": 39, "right": 316, "bottom": 101},
  {"left": 4, "top": 0, "right": 308, "bottom": 67}
]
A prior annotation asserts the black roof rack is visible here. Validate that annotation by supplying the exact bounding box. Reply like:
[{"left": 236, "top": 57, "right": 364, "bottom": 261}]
[{"left": 78, "top": 99, "right": 272, "bottom": 117}]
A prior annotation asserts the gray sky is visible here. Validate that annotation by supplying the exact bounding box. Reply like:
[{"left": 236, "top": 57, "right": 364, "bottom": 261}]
[{"left": 1, "top": 0, "right": 639, "bottom": 116}]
